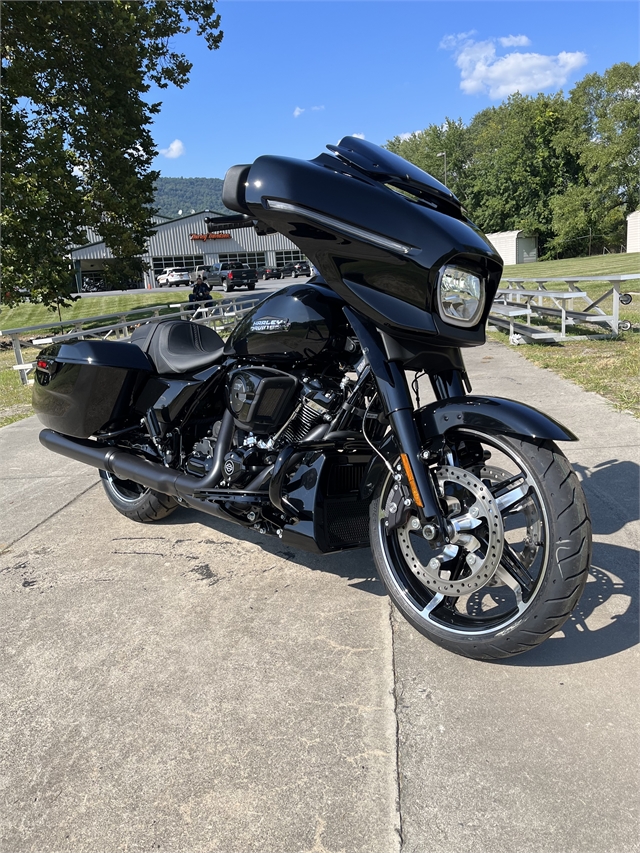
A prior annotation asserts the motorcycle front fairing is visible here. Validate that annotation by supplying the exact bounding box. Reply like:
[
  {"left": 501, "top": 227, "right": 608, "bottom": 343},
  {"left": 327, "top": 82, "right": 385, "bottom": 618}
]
[{"left": 222, "top": 137, "right": 576, "bottom": 531}]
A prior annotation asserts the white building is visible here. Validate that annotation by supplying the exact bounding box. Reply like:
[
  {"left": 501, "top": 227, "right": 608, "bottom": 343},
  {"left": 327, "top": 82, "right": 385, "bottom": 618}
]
[
  {"left": 485, "top": 230, "right": 538, "bottom": 266},
  {"left": 626, "top": 211, "right": 640, "bottom": 254},
  {"left": 71, "top": 211, "right": 307, "bottom": 289}
]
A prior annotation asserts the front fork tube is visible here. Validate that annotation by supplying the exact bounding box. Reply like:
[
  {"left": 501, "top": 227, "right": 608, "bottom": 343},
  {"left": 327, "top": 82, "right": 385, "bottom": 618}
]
[{"left": 344, "top": 308, "right": 453, "bottom": 531}]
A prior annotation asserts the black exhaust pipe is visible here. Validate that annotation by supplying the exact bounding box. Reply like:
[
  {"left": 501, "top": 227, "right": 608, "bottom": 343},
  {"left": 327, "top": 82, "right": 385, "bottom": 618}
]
[{"left": 39, "top": 410, "right": 236, "bottom": 500}]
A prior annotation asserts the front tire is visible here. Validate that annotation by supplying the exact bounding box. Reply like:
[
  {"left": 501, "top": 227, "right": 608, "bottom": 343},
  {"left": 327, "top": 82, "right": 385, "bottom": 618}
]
[
  {"left": 370, "top": 431, "right": 591, "bottom": 660},
  {"left": 100, "top": 470, "right": 179, "bottom": 523}
]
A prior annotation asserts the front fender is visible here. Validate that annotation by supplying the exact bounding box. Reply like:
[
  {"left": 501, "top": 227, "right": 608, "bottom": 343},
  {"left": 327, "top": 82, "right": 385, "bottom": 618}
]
[
  {"left": 418, "top": 396, "right": 577, "bottom": 442},
  {"left": 360, "top": 395, "right": 576, "bottom": 500}
]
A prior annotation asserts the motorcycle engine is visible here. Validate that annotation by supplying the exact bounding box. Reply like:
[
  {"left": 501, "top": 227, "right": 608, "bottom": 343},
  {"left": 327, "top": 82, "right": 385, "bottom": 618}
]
[{"left": 185, "top": 369, "right": 343, "bottom": 486}]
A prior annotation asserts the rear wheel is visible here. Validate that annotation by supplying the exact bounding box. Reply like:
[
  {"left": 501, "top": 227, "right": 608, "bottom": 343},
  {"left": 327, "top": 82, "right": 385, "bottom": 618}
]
[
  {"left": 99, "top": 470, "right": 179, "bottom": 523},
  {"left": 222, "top": 279, "right": 234, "bottom": 292},
  {"left": 370, "top": 430, "right": 591, "bottom": 660}
]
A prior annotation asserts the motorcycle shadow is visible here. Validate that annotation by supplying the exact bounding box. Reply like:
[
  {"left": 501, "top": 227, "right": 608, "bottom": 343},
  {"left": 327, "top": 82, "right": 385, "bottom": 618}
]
[
  {"left": 572, "top": 457, "right": 639, "bottom": 537},
  {"left": 499, "top": 544, "right": 638, "bottom": 667},
  {"left": 500, "top": 456, "right": 639, "bottom": 666},
  {"left": 159, "top": 454, "right": 639, "bottom": 665},
  {"left": 162, "top": 507, "right": 387, "bottom": 598}
]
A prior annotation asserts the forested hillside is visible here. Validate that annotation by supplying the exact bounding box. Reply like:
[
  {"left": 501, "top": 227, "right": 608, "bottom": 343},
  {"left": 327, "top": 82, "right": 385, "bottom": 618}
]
[
  {"left": 386, "top": 62, "right": 639, "bottom": 260},
  {"left": 154, "top": 177, "right": 231, "bottom": 219}
]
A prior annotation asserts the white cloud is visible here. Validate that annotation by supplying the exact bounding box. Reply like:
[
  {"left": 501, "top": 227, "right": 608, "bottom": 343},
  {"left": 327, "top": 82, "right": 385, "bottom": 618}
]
[
  {"left": 499, "top": 35, "right": 531, "bottom": 48},
  {"left": 439, "top": 31, "right": 476, "bottom": 52},
  {"left": 352, "top": 132, "right": 365, "bottom": 139},
  {"left": 398, "top": 131, "right": 422, "bottom": 141},
  {"left": 311, "top": 105, "right": 325, "bottom": 111},
  {"left": 293, "top": 106, "right": 305, "bottom": 117},
  {"left": 160, "top": 139, "right": 185, "bottom": 159},
  {"left": 441, "top": 33, "right": 587, "bottom": 99}
]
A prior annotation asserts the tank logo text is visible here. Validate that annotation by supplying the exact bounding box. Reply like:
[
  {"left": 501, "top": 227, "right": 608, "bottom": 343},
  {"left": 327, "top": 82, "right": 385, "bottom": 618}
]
[{"left": 251, "top": 317, "right": 291, "bottom": 333}]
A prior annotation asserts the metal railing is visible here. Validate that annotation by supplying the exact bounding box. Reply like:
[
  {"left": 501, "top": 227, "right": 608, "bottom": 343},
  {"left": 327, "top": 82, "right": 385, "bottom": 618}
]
[{"left": 1, "top": 295, "right": 260, "bottom": 384}]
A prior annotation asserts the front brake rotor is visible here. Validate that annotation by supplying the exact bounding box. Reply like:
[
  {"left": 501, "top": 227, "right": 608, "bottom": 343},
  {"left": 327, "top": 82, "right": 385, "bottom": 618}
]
[{"left": 396, "top": 466, "right": 504, "bottom": 596}]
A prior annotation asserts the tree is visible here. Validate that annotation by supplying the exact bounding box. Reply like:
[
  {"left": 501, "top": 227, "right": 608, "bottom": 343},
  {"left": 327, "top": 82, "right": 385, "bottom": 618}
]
[
  {"left": 549, "top": 63, "right": 640, "bottom": 256},
  {"left": 1, "top": 1, "right": 223, "bottom": 307},
  {"left": 386, "top": 119, "right": 472, "bottom": 207},
  {"left": 464, "top": 92, "right": 577, "bottom": 255}
]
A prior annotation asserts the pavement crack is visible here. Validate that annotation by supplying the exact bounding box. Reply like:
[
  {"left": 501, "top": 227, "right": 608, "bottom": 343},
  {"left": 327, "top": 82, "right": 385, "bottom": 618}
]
[
  {"left": 0, "top": 481, "right": 99, "bottom": 554},
  {"left": 389, "top": 603, "right": 404, "bottom": 852}
]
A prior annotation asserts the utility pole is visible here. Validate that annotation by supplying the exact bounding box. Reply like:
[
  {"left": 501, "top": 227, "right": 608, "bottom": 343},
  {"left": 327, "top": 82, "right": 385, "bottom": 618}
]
[{"left": 437, "top": 151, "right": 447, "bottom": 186}]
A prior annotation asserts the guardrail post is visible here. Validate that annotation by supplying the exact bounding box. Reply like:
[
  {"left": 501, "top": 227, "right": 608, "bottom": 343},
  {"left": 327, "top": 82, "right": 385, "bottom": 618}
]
[
  {"left": 611, "top": 281, "right": 620, "bottom": 330},
  {"left": 10, "top": 333, "right": 29, "bottom": 386}
]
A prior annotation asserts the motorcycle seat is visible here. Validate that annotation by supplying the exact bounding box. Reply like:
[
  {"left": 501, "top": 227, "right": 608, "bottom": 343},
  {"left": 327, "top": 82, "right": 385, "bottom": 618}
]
[{"left": 131, "top": 320, "right": 225, "bottom": 374}]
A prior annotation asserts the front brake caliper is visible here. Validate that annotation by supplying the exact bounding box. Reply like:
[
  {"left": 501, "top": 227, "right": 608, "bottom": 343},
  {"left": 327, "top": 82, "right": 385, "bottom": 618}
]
[{"left": 384, "top": 481, "right": 412, "bottom": 534}]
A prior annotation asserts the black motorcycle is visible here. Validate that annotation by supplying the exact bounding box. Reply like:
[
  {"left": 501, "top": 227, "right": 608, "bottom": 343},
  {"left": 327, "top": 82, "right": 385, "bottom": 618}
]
[{"left": 33, "top": 137, "right": 591, "bottom": 660}]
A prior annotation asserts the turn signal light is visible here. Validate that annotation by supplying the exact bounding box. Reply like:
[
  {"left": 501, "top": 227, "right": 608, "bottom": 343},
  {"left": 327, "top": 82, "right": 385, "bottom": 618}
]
[{"left": 400, "top": 453, "right": 424, "bottom": 508}]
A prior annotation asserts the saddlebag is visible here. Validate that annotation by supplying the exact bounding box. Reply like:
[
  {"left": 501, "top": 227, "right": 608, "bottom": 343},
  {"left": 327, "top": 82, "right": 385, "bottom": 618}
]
[{"left": 32, "top": 339, "right": 153, "bottom": 438}]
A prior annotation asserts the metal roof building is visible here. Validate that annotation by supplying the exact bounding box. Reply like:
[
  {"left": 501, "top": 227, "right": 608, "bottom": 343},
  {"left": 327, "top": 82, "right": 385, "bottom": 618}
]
[{"left": 71, "top": 211, "right": 306, "bottom": 289}]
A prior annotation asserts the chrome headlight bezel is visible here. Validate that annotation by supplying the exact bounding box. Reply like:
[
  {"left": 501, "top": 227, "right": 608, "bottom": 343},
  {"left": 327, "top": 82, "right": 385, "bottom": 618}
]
[{"left": 437, "top": 264, "right": 486, "bottom": 328}]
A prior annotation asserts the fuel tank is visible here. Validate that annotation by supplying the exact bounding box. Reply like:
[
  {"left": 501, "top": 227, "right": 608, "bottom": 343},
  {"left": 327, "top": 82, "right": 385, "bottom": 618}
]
[{"left": 226, "top": 283, "right": 348, "bottom": 365}]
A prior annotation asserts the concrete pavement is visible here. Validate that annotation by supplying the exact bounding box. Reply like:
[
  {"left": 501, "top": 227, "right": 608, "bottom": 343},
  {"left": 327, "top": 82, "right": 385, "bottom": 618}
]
[{"left": 1, "top": 340, "right": 638, "bottom": 852}]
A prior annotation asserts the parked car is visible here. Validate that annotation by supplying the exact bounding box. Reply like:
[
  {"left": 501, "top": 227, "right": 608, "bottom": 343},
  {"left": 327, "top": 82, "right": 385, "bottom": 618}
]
[
  {"left": 294, "top": 261, "right": 311, "bottom": 276},
  {"left": 258, "top": 266, "right": 282, "bottom": 280},
  {"left": 207, "top": 262, "right": 258, "bottom": 292},
  {"left": 156, "top": 268, "right": 191, "bottom": 287},
  {"left": 279, "top": 262, "right": 310, "bottom": 278},
  {"left": 189, "top": 265, "right": 214, "bottom": 284}
]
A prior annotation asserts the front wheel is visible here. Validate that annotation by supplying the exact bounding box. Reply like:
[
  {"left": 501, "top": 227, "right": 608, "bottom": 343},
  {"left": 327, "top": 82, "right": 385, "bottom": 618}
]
[
  {"left": 370, "top": 431, "right": 591, "bottom": 660},
  {"left": 100, "top": 470, "right": 179, "bottom": 523}
]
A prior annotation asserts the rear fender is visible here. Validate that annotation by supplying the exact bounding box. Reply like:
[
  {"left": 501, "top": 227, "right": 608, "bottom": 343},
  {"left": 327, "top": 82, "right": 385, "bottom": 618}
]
[{"left": 359, "top": 395, "right": 576, "bottom": 500}]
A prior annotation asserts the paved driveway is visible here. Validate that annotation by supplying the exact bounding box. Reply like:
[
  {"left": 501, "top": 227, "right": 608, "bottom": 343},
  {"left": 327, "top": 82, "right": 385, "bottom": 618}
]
[{"left": 1, "top": 341, "right": 638, "bottom": 852}]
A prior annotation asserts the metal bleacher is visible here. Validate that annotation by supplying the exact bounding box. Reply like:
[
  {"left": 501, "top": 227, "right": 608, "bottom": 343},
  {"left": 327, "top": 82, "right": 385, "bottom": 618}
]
[{"left": 489, "top": 274, "right": 637, "bottom": 344}]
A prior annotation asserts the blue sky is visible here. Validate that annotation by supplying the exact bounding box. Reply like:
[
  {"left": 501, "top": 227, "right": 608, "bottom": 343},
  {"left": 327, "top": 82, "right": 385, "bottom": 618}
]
[{"left": 149, "top": 1, "right": 639, "bottom": 180}]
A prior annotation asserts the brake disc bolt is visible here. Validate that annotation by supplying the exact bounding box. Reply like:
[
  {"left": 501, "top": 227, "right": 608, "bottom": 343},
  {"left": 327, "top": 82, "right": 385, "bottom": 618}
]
[
  {"left": 428, "top": 558, "right": 441, "bottom": 571},
  {"left": 466, "top": 553, "right": 477, "bottom": 567},
  {"left": 422, "top": 524, "right": 437, "bottom": 540},
  {"left": 470, "top": 506, "right": 480, "bottom": 518}
]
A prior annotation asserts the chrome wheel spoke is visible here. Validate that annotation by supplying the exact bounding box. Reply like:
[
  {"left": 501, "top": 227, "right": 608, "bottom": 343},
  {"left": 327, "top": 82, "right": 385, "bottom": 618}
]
[
  {"left": 493, "top": 565, "right": 523, "bottom": 607},
  {"left": 422, "top": 593, "right": 445, "bottom": 620},
  {"left": 499, "top": 542, "right": 536, "bottom": 598},
  {"left": 495, "top": 480, "right": 531, "bottom": 513}
]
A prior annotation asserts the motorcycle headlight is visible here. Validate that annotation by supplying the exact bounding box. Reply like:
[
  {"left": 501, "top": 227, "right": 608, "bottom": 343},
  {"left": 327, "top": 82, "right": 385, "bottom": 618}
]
[{"left": 437, "top": 265, "right": 485, "bottom": 327}]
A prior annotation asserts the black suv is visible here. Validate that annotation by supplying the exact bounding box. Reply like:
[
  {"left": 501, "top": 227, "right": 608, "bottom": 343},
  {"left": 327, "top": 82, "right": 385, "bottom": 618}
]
[
  {"left": 294, "top": 261, "right": 311, "bottom": 276},
  {"left": 258, "top": 266, "right": 282, "bottom": 280}
]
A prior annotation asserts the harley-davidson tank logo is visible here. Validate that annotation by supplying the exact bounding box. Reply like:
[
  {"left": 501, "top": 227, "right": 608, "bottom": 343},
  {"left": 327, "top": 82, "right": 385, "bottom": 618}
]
[{"left": 250, "top": 317, "right": 291, "bottom": 333}]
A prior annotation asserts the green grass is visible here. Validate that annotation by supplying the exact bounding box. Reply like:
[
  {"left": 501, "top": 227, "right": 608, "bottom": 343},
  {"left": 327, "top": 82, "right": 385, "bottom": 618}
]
[
  {"left": 502, "top": 252, "right": 640, "bottom": 280},
  {"left": 489, "top": 273, "right": 640, "bottom": 417},
  {"left": 0, "top": 290, "right": 198, "bottom": 333},
  {"left": 0, "top": 345, "right": 39, "bottom": 429}
]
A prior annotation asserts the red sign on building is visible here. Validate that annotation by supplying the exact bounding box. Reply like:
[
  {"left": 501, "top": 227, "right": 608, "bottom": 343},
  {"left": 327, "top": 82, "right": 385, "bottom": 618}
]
[{"left": 190, "top": 233, "right": 232, "bottom": 241}]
